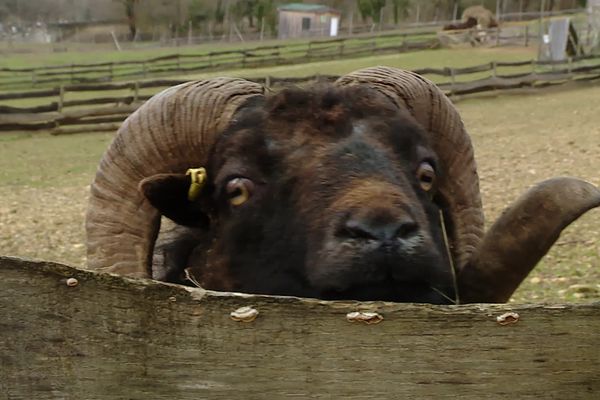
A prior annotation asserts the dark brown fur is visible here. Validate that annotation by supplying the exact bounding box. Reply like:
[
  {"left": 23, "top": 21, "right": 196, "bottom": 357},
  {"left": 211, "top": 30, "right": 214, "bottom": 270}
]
[{"left": 144, "top": 85, "right": 456, "bottom": 304}]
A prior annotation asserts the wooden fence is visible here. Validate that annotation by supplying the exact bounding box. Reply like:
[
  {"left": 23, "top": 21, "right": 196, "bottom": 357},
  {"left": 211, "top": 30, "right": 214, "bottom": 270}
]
[
  {"left": 0, "top": 30, "right": 438, "bottom": 90},
  {"left": 0, "top": 24, "right": 553, "bottom": 91},
  {"left": 1, "top": 256, "right": 599, "bottom": 399},
  {"left": 1, "top": 53, "right": 599, "bottom": 135}
]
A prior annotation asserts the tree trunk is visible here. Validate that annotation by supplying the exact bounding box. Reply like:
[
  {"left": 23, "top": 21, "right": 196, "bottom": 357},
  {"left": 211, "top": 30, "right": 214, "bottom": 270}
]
[{"left": 124, "top": 0, "right": 137, "bottom": 40}]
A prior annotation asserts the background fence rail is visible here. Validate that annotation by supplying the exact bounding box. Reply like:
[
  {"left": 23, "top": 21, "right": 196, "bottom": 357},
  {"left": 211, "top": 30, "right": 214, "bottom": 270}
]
[
  {"left": 1, "top": 53, "right": 599, "bottom": 134},
  {"left": 4, "top": 20, "right": 594, "bottom": 92},
  {"left": 0, "top": 31, "right": 440, "bottom": 90}
]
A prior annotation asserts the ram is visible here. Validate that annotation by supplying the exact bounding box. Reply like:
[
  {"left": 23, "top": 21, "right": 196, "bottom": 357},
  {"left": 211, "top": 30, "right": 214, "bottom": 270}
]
[{"left": 86, "top": 67, "right": 600, "bottom": 304}]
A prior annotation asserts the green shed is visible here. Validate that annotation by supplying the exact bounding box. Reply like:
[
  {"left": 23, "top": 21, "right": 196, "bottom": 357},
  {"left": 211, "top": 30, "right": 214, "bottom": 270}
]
[{"left": 277, "top": 3, "right": 341, "bottom": 39}]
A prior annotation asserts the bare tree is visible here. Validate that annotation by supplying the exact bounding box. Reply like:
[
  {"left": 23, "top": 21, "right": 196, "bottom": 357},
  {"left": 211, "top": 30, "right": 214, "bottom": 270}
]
[
  {"left": 114, "top": 0, "right": 140, "bottom": 39},
  {"left": 391, "top": 0, "right": 411, "bottom": 24}
]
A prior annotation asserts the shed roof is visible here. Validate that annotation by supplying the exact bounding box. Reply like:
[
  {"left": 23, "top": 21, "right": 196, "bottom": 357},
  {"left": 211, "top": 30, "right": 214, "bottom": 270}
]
[{"left": 278, "top": 3, "right": 340, "bottom": 14}]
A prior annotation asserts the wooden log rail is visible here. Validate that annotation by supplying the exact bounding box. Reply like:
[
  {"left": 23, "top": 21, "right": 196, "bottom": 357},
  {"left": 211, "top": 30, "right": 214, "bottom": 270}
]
[
  {"left": 1, "top": 55, "right": 599, "bottom": 133},
  {"left": 2, "top": 20, "right": 594, "bottom": 91},
  {"left": 0, "top": 104, "right": 141, "bottom": 131},
  {"left": 0, "top": 32, "right": 438, "bottom": 90},
  {"left": 2, "top": 53, "right": 597, "bottom": 104},
  {"left": 0, "top": 256, "right": 598, "bottom": 399}
]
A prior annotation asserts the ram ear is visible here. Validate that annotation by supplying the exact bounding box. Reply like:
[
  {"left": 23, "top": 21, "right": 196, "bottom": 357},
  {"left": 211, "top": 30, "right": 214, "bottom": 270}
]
[{"left": 139, "top": 174, "right": 210, "bottom": 229}]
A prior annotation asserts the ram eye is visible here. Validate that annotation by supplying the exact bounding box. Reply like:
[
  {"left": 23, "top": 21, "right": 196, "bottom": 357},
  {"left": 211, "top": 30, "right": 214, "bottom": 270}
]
[
  {"left": 225, "top": 178, "right": 254, "bottom": 206},
  {"left": 416, "top": 162, "right": 436, "bottom": 192}
]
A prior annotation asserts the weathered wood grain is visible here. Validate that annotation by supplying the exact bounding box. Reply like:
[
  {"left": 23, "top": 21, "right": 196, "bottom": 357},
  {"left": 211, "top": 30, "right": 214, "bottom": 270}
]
[{"left": 0, "top": 256, "right": 598, "bottom": 399}]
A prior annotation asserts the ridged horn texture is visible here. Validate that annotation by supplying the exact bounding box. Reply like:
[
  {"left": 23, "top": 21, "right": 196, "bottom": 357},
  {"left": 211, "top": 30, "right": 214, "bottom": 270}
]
[
  {"left": 335, "top": 66, "right": 484, "bottom": 270},
  {"left": 86, "top": 78, "right": 265, "bottom": 277},
  {"left": 459, "top": 177, "right": 600, "bottom": 303}
]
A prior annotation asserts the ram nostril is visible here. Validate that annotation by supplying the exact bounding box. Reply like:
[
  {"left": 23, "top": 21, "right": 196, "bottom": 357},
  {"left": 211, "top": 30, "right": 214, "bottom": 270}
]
[
  {"left": 342, "top": 219, "right": 379, "bottom": 240},
  {"left": 340, "top": 216, "right": 419, "bottom": 242},
  {"left": 395, "top": 221, "right": 418, "bottom": 239}
]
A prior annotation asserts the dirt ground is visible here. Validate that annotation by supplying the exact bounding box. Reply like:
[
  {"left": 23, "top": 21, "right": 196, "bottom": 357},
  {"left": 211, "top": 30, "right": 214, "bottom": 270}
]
[{"left": 0, "top": 83, "right": 599, "bottom": 303}]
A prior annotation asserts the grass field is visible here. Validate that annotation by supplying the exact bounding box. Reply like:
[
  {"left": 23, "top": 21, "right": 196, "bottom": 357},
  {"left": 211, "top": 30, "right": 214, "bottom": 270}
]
[{"left": 0, "top": 45, "right": 598, "bottom": 304}]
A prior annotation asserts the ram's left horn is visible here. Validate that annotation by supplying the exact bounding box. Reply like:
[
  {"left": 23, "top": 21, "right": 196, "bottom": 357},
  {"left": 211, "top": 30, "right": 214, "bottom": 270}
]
[{"left": 458, "top": 177, "right": 600, "bottom": 303}]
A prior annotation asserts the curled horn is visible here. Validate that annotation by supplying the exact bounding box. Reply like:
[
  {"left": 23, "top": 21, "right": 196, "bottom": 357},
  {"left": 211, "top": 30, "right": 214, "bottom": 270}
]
[
  {"left": 459, "top": 177, "right": 600, "bottom": 303},
  {"left": 86, "top": 78, "right": 265, "bottom": 277}
]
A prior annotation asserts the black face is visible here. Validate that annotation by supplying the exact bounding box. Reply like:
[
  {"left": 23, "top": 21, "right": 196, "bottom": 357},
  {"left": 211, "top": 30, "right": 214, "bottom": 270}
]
[{"left": 185, "top": 86, "right": 456, "bottom": 304}]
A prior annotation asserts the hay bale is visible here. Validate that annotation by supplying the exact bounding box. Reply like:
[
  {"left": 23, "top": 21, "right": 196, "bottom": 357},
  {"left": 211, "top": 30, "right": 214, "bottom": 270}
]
[{"left": 462, "top": 5, "right": 498, "bottom": 28}]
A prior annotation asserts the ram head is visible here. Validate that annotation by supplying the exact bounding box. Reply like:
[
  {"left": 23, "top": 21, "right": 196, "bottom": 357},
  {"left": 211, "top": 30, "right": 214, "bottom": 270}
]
[{"left": 86, "top": 67, "right": 600, "bottom": 304}]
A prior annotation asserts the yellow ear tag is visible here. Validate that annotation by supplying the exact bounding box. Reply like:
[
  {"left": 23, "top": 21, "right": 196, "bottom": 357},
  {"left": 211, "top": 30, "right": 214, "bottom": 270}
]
[{"left": 185, "top": 167, "right": 207, "bottom": 201}]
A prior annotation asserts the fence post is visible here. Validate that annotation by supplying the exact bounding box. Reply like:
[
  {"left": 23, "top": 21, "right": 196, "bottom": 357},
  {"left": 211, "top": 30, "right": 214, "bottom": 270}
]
[
  {"left": 349, "top": 12, "right": 353, "bottom": 36},
  {"left": 133, "top": 81, "right": 139, "bottom": 103},
  {"left": 177, "top": 54, "right": 181, "bottom": 71},
  {"left": 109, "top": 63, "right": 114, "bottom": 82},
  {"left": 31, "top": 69, "right": 37, "bottom": 87},
  {"left": 58, "top": 85, "right": 65, "bottom": 113},
  {"left": 524, "top": 25, "right": 529, "bottom": 47},
  {"left": 567, "top": 57, "right": 573, "bottom": 79},
  {"left": 450, "top": 68, "right": 456, "bottom": 97},
  {"left": 265, "top": 76, "right": 271, "bottom": 89},
  {"left": 495, "top": 27, "right": 500, "bottom": 47},
  {"left": 339, "top": 40, "right": 345, "bottom": 56},
  {"left": 492, "top": 61, "right": 497, "bottom": 78},
  {"left": 142, "top": 62, "right": 147, "bottom": 78},
  {"left": 70, "top": 64, "right": 74, "bottom": 83}
]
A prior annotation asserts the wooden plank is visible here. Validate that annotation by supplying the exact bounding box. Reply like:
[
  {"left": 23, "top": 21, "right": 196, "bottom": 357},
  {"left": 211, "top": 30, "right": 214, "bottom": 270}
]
[
  {"left": 269, "top": 75, "right": 337, "bottom": 85},
  {"left": 59, "top": 114, "right": 129, "bottom": 126},
  {"left": 0, "top": 105, "right": 140, "bottom": 131},
  {"left": 0, "top": 113, "right": 59, "bottom": 130},
  {"left": 50, "top": 123, "right": 121, "bottom": 135},
  {"left": 0, "top": 88, "right": 60, "bottom": 101},
  {"left": 0, "top": 256, "right": 598, "bottom": 399},
  {"left": 452, "top": 62, "right": 494, "bottom": 75},
  {"left": 414, "top": 66, "right": 452, "bottom": 76},
  {"left": 64, "top": 81, "right": 136, "bottom": 91},
  {"left": 0, "top": 102, "right": 59, "bottom": 114}
]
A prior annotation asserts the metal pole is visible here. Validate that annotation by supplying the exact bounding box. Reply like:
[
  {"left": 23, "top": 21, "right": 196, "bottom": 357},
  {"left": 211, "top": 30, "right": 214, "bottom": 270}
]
[
  {"left": 58, "top": 85, "right": 64, "bottom": 113},
  {"left": 538, "top": 0, "right": 546, "bottom": 58},
  {"left": 496, "top": 0, "right": 501, "bottom": 23},
  {"left": 260, "top": 18, "right": 265, "bottom": 41},
  {"left": 349, "top": 12, "right": 353, "bottom": 36},
  {"left": 453, "top": 2, "right": 458, "bottom": 22},
  {"left": 519, "top": 0, "right": 523, "bottom": 21},
  {"left": 416, "top": 4, "right": 420, "bottom": 24},
  {"left": 176, "top": 0, "right": 182, "bottom": 47}
]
